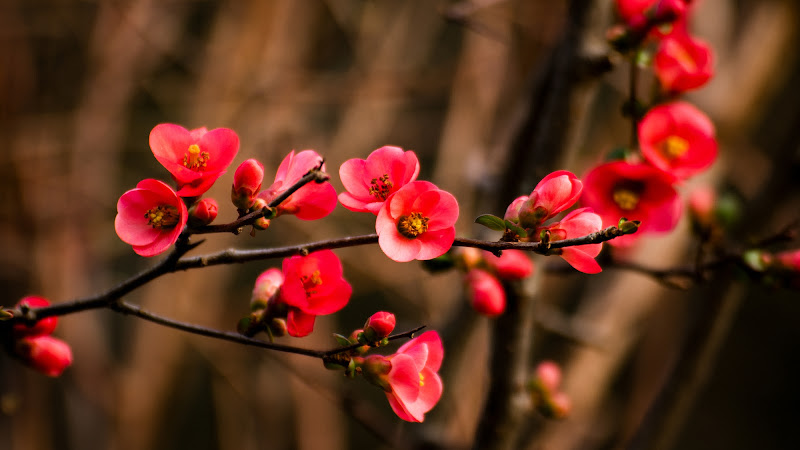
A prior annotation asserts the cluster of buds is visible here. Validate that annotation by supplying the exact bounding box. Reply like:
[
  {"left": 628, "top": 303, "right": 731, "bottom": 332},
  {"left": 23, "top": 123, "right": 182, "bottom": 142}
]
[
  {"left": 2, "top": 297, "right": 73, "bottom": 377},
  {"left": 528, "top": 360, "right": 571, "bottom": 419}
]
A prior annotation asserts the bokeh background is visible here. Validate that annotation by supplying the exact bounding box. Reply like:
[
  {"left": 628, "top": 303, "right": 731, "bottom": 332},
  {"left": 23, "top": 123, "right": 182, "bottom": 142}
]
[{"left": 1, "top": 1, "right": 800, "bottom": 449}]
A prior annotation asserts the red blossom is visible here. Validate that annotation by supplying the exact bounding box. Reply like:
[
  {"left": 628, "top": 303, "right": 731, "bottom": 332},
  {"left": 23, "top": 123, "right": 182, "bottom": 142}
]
[
  {"left": 505, "top": 171, "right": 583, "bottom": 229},
  {"left": 542, "top": 208, "right": 604, "bottom": 273},
  {"left": 279, "top": 250, "right": 352, "bottom": 337},
  {"left": 339, "top": 146, "right": 420, "bottom": 214},
  {"left": 654, "top": 31, "right": 714, "bottom": 94},
  {"left": 376, "top": 181, "right": 459, "bottom": 262},
  {"left": 385, "top": 331, "right": 444, "bottom": 422},
  {"left": 639, "top": 101, "right": 717, "bottom": 180},
  {"left": 257, "top": 150, "right": 337, "bottom": 220},
  {"left": 149, "top": 124, "right": 239, "bottom": 197},
  {"left": 188, "top": 198, "right": 218, "bottom": 227},
  {"left": 582, "top": 161, "right": 681, "bottom": 246},
  {"left": 483, "top": 249, "right": 534, "bottom": 280},
  {"left": 615, "top": 0, "right": 689, "bottom": 32},
  {"left": 15, "top": 335, "right": 73, "bottom": 377},
  {"left": 12, "top": 296, "right": 57, "bottom": 339},
  {"left": 465, "top": 269, "right": 506, "bottom": 317},
  {"left": 115, "top": 179, "right": 188, "bottom": 257}
]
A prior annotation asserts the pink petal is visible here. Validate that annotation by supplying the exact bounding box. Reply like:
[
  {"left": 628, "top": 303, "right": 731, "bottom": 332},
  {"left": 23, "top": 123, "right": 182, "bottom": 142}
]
[
  {"left": 415, "top": 227, "right": 455, "bottom": 261},
  {"left": 386, "top": 392, "right": 419, "bottom": 422},
  {"left": 198, "top": 127, "right": 239, "bottom": 172},
  {"left": 378, "top": 226, "right": 422, "bottom": 262},
  {"left": 149, "top": 123, "right": 193, "bottom": 165},
  {"left": 287, "top": 309, "right": 316, "bottom": 337},
  {"left": 388, "top": 353, "right": 422, "bottom": 403},
  {"left": 401, "top": 367, "right": 443, "bottom": 421},
  {"left": 397, "top": 331, "right": 443, "bottom": 372},
  {"left": 560, "top": 248, "right": 602, "bottom": 274}
]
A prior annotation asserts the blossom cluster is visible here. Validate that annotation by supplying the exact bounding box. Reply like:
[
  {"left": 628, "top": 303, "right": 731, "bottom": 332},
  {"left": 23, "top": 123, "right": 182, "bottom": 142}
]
[
  {"left": 4, "top": 297, "right": 72, "bottom": 377},
  {"left": 581, "top": 0, "right": 718, "bottom": 246}
]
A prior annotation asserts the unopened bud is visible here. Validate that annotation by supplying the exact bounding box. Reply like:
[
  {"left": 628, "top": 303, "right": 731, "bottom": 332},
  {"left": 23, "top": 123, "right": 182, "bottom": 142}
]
[
  {"left": 362, "top": 311, "right": 396, "bottom": 343},
  {"left": 12, "top": 296, "right": 57, "bottom": 338},
  {"left": 253, "top": 217, "right": 271, "bottom": 230},
  {"left": 484, "top": 249, "right": 534, "bottom": 280},
  {"left": 188, "top": 198, "right": 218, "bottom": 227},
  {"left": 465, "top": 269, "right": 506, "bottom": 317},
  {"left": 15, "top": 336, "right": 73, "bottom": 377},
  {"left": 267, "top": 318, "right": 288, "bottom": 337},
  {"left": 534, "top": 360, "right": 562, "bottom": 393},
  {"left": 251, "top": 268, "right": 284, "bottom": 308},
  {"left": 232, "top": 159, "right": 265, "bottom": 210}
]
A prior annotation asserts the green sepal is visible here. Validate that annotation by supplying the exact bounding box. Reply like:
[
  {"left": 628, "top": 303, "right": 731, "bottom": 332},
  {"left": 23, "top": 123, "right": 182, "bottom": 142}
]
[
  {"left": 475, "top": 214, "right": 507, "bottom": 231},
  {"left": 332, "top": 333, "right": 352, "bottom": 347},
  {"left": 504, "top": 220, "right": 528, "bottom": 239}
]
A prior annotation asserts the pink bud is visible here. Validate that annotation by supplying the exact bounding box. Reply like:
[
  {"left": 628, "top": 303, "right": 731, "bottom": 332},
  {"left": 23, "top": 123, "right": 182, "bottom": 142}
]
[
  {"left": 534, "top": 360, "right": 562, "bottom": 393},
  {"left": 188, "top": 198, "right": 218, "bottom": 227},
  {"left": 12, "top": 296, "right": 57, "bottom": 338},
  {"left": 465, "top": 269, "right": 506, "bottom": 317},
  {"left": 547, "top": 391, "right": 572, "bottom": 419},
  {"left": 484, "top": 249, "right": 534, "bottom": 280},
  {"left": 251, "top": 268, "right": 284, "bottom": 308},
  {"left": 232, "top": 158, "right": 264, "bottom": 210},
  {"left": 363, "top": 311, "right": 396, "bottom": 342},
  {"left": 15, "top": 335, "right": 73, "bottom": 377}
]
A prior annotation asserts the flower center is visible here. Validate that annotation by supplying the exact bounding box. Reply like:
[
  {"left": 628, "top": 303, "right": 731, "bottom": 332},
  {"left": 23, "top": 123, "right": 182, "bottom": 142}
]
[
  {"left": 397, "top": 212, "right": 429, "bottom": 238},
  {"left": 300, "top": 270, "right": 323, "bottom": 297},
  {"left": 659, "top": 135, "right": 689, "bottom": 159},
  {"left": 612, "top": 188, "right": 640, "bottom": 211},
  {"left": 144, "top": 205, "right": 180, "bottom": 229},
  {"left": 368, "top": 174, "right": 394, "bottom": 201},
  {"left": 419, "top": 372, "right": 425, "bottom": 387},
  {"left": 183, "top": 144, "right": 210, "bottom": 171}
]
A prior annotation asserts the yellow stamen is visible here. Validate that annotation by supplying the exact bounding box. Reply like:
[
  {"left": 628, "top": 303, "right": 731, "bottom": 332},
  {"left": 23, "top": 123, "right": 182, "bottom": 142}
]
[
  {"left": 144, "top": 205, "right": 180, "bottom": 229},
  {"left": 397, "top": 212, "right": 429, "bottom": 238},
  {"left": 419, "top": 372, "right": 425, "bottom": 387},
  {"left": 613, "top": 188, "right": 640, "bottom": 211},
  {"left": 183, "top": 144, "right": 210, "bottom": 170},
  {"left": 660, "top": 135, "right": 689, "bottom": 159},
  {"left": 301, "top": 270, "right": 323, "bottom": 297}
]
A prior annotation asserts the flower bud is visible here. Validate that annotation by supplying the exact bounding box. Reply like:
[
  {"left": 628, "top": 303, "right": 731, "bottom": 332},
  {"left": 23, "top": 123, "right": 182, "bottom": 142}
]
[
  {"left": 12, "top": 296, "right": 57, "bottom": 338},
  {"left": 503, "top": 196, "right": 528, "bottom": 223},
  {"left": 348, "top": 329, "right": 370, "bottom": 355},
  {"left": 251, "top": 268, "right": 284, "bottom": 309},
  {"left": 460, "top": 247, "right": 483, "bottom": 269},
  {"left": 267, "top": 318, "right": 288, "bottom": 337},
  {"left": 484, "top": 250, "right": 534, "bottom": 280},
  {"left": 465, "top": 269, "right": 506, "bottom": 317},
  {"left": 188, "top": 198, "right": 219, "bottom": 227},
  {"left": 688, "top": 185, "right": 716, "bottom": 228},
  {"left": 232, "top": 158, "right": 264, "bottom": 210},
  {"left": 253, "top": 217, "right": 271, "bottom": 231},
  {"left": 15, "top": 336, "right": 73, "bottom": 377},
  {"left": 534, "top": 360, "right": 562, "bottom": 393},
  {"left": 362, "top": 311, "right": 396, "bottom": 343}
]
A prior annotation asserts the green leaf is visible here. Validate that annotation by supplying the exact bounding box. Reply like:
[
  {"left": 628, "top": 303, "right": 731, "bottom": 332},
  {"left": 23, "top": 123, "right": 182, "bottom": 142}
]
[
  {"left": 332, "top": 333, "right": 352, "bottom": 347},
  {"left": 475, "top": 214, "right": 507, "bottom": 231},
  {"left": 504, "top": 220, "right": 528, "bottom": 238}
]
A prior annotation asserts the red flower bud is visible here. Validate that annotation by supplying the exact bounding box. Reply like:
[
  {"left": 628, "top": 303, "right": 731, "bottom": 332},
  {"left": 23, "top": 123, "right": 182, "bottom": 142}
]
[
  {"left": 465, "top": 269, "right": 506, "bottom": 317},
  {"left": 188, "top": 198, "right": 218, "bottom": 227},
  {"left": 12, "top": 296, "right": 57, "bottom": 338},
  {"left": 15, "top": 336, "right": 73, "bottom": 377},
  {"left": 232, "top": 158, "right": 264, "bottom": 210},
  {"left": 363, "top": 311, "right": 396, "bottom": 342}
]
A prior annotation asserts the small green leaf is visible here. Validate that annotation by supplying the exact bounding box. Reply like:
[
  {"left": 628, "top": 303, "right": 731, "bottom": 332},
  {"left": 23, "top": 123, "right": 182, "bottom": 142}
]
[
  {"left": 504, "top": 220, "right": 528, "bottom": 238},
  {"left": 475, "top": 214, "right": 507, "bottom": 231},
  {"left": 332, "top": 333, "right": 352, "bottom": 347}
]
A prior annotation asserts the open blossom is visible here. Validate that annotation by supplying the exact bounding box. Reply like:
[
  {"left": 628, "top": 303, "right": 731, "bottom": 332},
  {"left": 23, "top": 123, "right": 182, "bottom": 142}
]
[
  {"left": 542, "top": 208, "right": 604, "bottom": 273},
  {"left": 15, "top": 335, "right": 73, "bottom": 377},
  {"left": 12, "top": 296, "right": 58, "bottom": 338},
  {"left": 639, "top": 101, "right": 717, "bottom": 180},
  {"left": 115, "top": 179, "right": 188, "bottom": 257},
  {"left": 465, "top": 268, "right": 506, "bottom": 317},
  {"left": 385, "top": 331, "right": 444, "bottom": 422},
  {"left": 339, "top": 146, "right": 420, "bottom": 214},
  {"left": 376, "top": 181, "right": 459, "bottom": 262},
  {"left": 279, "top": 250, "right": 352, "bottom": 337},
  {"left": 654, "top": 31, "right": 714, "bottom": 94},
  {"left": 149, "top": 124, "right": 239, "bottom": 197},
  {"left": 257, "top": 150, "right": 337, "bottom": 220},
  {"left": 505, "top": 171, "right": 582, "bottom": 229},
  {"left": 582, "top": 161, "right": 681, "bottom": 246}
]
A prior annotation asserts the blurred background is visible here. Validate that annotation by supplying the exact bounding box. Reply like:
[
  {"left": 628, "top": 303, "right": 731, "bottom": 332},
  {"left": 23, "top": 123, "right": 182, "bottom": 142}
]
[{"left": 1, "top": 0, "right": 800, "bottom": 449}]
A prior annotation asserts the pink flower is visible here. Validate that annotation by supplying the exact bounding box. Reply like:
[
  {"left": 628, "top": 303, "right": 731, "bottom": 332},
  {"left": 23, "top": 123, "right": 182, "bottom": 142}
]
[
  {"left": 542, "top": 208, "right": 604, "bottom": 273},
  {"left": 149, "top": 124, "right": 239, "bottom": 197},
  {"left": 231, "top": 158, "right": 265, "bottom": 210},
  {"left": 115, "top": 179, "right": 188, "bottom": 257},
  {"left": 363, "top": 311, "right": 396, "bottom": 342},
  {"left": 251, "top": 268, "right": 284, "bottom": 307},
  {"left": 465, "top": 269, "right": 506, "bottom": 317},
  {"left": 385, "top": 331, "right": 444, "bottom": 422},
  {"left": 15, "top": 335, "right": 73, "bottom": 377},
  {"left": 12, "top": 296, "right": 57, "bottom": 339},
  {"left": 376, "top": 181, "right": 459, "bottom": 262},
  {"left": 654, "top": 32, "right": 714, "bottom": 94},
  {"left": 339, "top": 146, "right": 420, "bottom": 214},
  {"left": 615, "top": 0, "right": 688, "bottom": 31},
  {"left": 582, "top": 161, "right": 681, "bottom": 246},
  {"left": 257, "top": 150, "right": 337, "bottom": 220},
  {"left": 505, "top": 171, "right": 582, "bottom": 229},
  {"left": 483, "top": 249, "right": 534, "bottom": 280},
  {"left": 187, "top": 197, "right": 218, "bottom": 227},
  {"left": 639, "top": 101, "right": 717, "bottom": 180},
  {"left": 279, "top": 250, "right": 352, "bottom": 337}
]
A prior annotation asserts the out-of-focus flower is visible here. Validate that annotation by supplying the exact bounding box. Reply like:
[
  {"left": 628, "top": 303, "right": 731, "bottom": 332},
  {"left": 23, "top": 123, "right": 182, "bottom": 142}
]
[
  {"left": 251, "top": 268, "right": 284, "bottom": 309},
  {"left": 483, "top": 249, "right": 534, "bottom": 280},
  {"left": 14, "top": 335, "right": 73, "bottom": 377},
  {"left": 257, "top": 150, "right": 337, "bottom": 220},
  {"left": 149, "top": 124, "right": 239, "bottom": 197},
  {"left": 115, "top": 179, "right": 188, "bottom": 257},
  {"left": 465, "top": 268, "right": 506, "bottom": 317},
  {"left": 582, "top": 161, "right": 681, "bottom": 246},
  {"left": 654, "top": 31, "right": 714, "bottom": 94},
  {"left": 639, "top": 101, "right": 717, "bottom": 180},
  {"left": 339, "top": 146, "right": 420, "bottom": 214},
  {"left": 376, "top": 181, "right": 459, "bottom": 262},
  {"left": 12, "top": 296, "right": 57, "bottom": 338}
]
